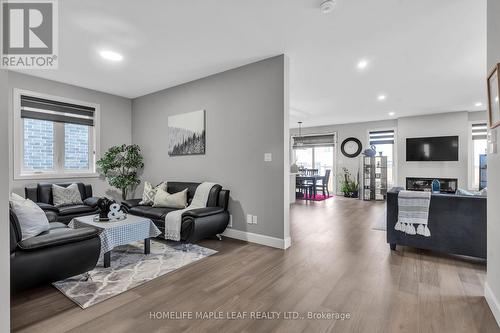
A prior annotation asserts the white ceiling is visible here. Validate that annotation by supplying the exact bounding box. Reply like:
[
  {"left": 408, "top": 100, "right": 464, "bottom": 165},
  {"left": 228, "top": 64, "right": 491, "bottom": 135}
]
[{"left": 17, "top": 0, "right": 487, "bottom": 127}]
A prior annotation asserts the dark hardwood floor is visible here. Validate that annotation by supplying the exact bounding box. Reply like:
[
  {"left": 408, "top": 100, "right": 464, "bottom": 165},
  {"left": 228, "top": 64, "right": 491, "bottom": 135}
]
[{"left": 11, "top": 197, "right": 499, "bottom": 332}]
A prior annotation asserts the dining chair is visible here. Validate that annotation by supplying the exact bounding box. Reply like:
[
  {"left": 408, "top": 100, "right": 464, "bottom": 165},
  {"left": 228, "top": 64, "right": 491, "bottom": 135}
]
[
  {"left": 296, "top": 177, "right": 313, "bottom": 200},
  {"left": 315, "top": 169, "right": 331, "bottom": 197}
]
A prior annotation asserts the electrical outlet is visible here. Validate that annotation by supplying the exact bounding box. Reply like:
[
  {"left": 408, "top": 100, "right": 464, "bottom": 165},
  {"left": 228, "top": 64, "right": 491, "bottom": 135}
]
[
  {"left": 252, "top": 215, "right": 258, "bottom": 224},
  {"left": 228, "top": 214, "right": 233, "bottom": 228},
  {"left": 247, "top": 214, "right": 253, "bottom": 224}
]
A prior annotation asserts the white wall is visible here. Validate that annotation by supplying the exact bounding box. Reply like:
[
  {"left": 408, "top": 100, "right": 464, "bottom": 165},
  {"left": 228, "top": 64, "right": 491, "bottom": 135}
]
[
  {"left": 290, "top": 119, "right": 398, "bottom": 193},
  {"left": 397, "top": 112, "right": 469, "bottom": 187},
  {"left": 132, "top": 56, "right": 289, "bottom": 244},
  {"left": 485, "top": 0, "right": 500, "bottom": 326},
  {"left": 7, "top": 72, "right": 132, "bottom": 200},
  {"left": 0, "top": 70, "right": 10, "bottom": 332},
  {"left": 292, "top": 111, "right": 487, "bottom": 193}
]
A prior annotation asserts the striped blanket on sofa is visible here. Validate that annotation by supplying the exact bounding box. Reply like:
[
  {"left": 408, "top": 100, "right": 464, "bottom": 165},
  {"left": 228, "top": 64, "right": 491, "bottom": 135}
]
[{"left": 395, "top": 190, "right": 431, "bottom": 237}]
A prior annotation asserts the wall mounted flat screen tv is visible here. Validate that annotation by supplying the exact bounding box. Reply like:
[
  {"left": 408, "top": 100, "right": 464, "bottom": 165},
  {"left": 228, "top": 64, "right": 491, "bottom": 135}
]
[{"left": 406, "top": 136, "right": 459, "bottom": 161}]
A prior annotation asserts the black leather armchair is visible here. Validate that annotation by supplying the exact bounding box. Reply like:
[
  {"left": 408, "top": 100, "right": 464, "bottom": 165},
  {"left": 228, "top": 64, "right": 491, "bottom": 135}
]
[
  {"left": 122, "top": 182, "right": 230, "bottom": 243},
  {"left": 25, "top": 183, "right": 100, "bottom": 224},
  {"left": 10, "top": 209, "right": 101, "bottom": 293}
]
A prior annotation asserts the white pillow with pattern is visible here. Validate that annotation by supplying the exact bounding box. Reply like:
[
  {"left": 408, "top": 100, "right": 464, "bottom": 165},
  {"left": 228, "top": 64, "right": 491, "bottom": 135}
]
[
  {"left": 52, "top": 183, "right": 83, "bottom": 207},
  {"left": 139, "top": 181, "right": 167, "bottom": 205},
  {"left": 152, "top": 187, "right": 188, "bottom": 209}
]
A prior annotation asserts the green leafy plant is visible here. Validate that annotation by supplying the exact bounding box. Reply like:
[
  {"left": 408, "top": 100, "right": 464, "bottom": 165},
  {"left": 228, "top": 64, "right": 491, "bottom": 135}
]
[
  {"left": 96, "top": 144, "right": 144, "bottom": 200},
  {"left": 340, "top": 167, "right": 359, "bottom": 197}
]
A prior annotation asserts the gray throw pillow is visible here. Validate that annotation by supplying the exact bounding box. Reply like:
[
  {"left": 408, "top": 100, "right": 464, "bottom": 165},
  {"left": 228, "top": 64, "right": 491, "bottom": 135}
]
[
  {"left": 52, "top": 183, "right": 83, "bottom": 206},
  {"left": 139, "top": 181, "right": 167, "bottom": 205}
]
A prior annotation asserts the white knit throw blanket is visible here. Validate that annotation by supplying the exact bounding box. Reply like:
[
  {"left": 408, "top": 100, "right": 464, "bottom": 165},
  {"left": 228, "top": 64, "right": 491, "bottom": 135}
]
[
  {"left": 164, "top": 182, "right": 218, "bottom": 241},
  {"left": 395, "top": 190, "right": 431, "bottom": 237}
]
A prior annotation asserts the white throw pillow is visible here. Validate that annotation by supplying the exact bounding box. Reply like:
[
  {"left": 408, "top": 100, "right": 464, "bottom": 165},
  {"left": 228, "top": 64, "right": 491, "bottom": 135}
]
[
  {"left": 10, "top": 193, "right": 50, "bottom": 240},
  {"left": 52, "top": 183, "right": 83, "bottom": 206},
  {"left": 139, "top": 181, "right": 167, "bottom": 205},
  {"left": 152, "top": 188, "right": 188, "bottom": 209}
]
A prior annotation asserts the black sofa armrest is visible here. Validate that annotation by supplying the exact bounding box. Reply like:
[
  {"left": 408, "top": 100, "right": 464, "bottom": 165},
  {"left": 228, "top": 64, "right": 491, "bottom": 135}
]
[
  {"left": 182, "top": 207, "right": 224, "bottom": 219},
  {"left": 122, "top": 199, "right": 142, "bottom": 210},
  {"left": 36, "top": 202, "right": 59, "bottom": 213},
  {"left": 18, "top": 227, "right": 100, "bottom": 251},
  {"left": 83, "top": 197, "right": 100, "bottom": 208}
]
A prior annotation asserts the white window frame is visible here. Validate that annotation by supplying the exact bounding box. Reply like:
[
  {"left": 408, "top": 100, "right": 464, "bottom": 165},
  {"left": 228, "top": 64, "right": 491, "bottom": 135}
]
[
  {"left": 468, "top": 121, "right": 488, "bottom": 190},
  {"left": 13, "top": 89, "right": 100, "bottom": 180},
  {"left": 366, "top": 127, "right": 398, "bottom": 186}
]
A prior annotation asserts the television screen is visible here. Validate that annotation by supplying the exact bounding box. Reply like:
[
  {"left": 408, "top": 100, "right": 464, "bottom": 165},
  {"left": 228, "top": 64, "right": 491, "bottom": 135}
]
[{"left": 406, "top": 136, "right": 459, "bottom": 161}]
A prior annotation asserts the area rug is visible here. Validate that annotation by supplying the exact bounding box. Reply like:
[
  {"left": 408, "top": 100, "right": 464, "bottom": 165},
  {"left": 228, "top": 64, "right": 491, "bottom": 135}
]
[
  {"left": 53, "top": 241, "right": 217, "bottom": 309},
  {"left": 372, "top": 209, "right": 387, "bottom": 231},
  {"left": 298, "top": 194, "right": 333, "bottom": 201}
]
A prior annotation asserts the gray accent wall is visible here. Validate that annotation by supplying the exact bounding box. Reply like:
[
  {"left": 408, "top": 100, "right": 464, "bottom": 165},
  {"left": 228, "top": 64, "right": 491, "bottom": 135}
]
[
  {"left": 0, "top": 70, "right": 10, "bottom": 332},
  {"left": 132, "top": 55, "right": 288, "bottom": 240},
  {"left": 7, "top": 72, "right": 132, "bottom": 200},
  {"left": 486, "top": 0, "right": 500, "bottom": 325}
]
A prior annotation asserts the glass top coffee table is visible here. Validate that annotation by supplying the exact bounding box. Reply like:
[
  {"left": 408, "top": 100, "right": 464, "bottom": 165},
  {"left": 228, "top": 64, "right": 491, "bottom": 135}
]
[{"left": 69, "top": 214, "right": 162, "bottom": 268}]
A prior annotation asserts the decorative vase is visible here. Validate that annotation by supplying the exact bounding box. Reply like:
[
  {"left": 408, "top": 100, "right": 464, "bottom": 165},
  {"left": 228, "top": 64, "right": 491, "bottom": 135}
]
[
  {"left": 363, "top": 145, "right": 377, "bottom": 157},
  {"left": 431, "top": 179, "right": 440, "bottom": 193}
]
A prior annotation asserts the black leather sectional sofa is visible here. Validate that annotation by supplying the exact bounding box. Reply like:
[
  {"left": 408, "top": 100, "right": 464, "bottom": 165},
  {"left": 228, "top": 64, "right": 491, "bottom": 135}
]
[
  {"left": 387, "top": 187, "right": 486, "bottom": 259},
  {"left": 25, "top": 182, "right": 100, "bottom": 223},
  {"left": 10, "top": 209, "right": 101, "bottom": 293},
  {"left": 122, "top": 182, "right": 230, "bottom": 243}
]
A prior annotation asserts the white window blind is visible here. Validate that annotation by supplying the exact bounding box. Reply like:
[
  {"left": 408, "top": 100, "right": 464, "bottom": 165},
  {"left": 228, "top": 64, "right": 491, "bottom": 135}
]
[
  {"left": 472, "top": 123, "right": 487, "bottom": 140},
  {"left": 369, "top": 130, "right": 394, "bottom": 145},
  {"left": 293, "top": 133, "right": 335, "bottom": 148},
  {"left": 20, "top": 94, "right": 96, "bottom": 127}
]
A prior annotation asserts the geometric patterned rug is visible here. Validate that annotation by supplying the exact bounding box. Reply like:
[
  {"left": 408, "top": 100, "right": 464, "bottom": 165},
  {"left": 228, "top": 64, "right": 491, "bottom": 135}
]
[{"left": 53, "top": 240, "right": 217, "bottom": 308}]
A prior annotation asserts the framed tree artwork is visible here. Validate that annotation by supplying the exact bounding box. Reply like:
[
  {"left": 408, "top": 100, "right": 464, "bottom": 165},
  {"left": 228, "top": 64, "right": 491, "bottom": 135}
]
[
  {"left": 488, "top": 63, "right": 500, "bottom": 129},
  {"left": 168, "top": 110, "right": 206, "bottom": 156}
]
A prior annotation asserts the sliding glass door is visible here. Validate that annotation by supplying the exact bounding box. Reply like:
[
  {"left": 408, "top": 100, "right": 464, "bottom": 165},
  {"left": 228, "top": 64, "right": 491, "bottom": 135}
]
[{"left": 293, "top": 146, "right": 335, "bottom": 192}]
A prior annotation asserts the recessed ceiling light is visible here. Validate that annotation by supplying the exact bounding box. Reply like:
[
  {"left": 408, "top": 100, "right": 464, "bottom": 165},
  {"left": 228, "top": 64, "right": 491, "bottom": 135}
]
[
  {"left": 357, "top": 60, "right": 368, "bottom": 70},
  {"left": 320, "top": 0, "right": 336, "bottom": 13},
  {"left": 378, "top": 95, "right": 387, "bottom": 101},
  {"left": 496, "top": 96, "right": 499, "bottom": 103},
  {"left": 475, "top": 102, "right": 483, "bottom": 107},
  {"left": 388, "top": 111, "right": 395, "bottom": 116},
  {"left": 99, "top": 50, "right": 123, "bottom": 62}
]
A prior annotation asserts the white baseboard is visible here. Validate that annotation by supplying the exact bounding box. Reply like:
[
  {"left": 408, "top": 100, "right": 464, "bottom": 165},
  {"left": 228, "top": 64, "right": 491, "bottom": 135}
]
[
  {"left": 485, "top": 282, "right": 500, "bottom": 328},
  {"left": 222, "top": 228, "right": 290, "bottom": 250}
]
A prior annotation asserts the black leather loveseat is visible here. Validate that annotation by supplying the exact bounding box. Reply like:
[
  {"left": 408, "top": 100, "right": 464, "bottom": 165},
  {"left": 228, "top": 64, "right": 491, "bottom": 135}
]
[
  {"left": 387, "top": 187, "right": 486, "bottom": 259},
  {"left": 122, "top": 182, "right": 230, "bottom": 243},
  {"left": 25, "top": 182, "right": 100, "bottom": 224},
  {"left": 10, "top": 209, "right": 101, "bottom": 293}
]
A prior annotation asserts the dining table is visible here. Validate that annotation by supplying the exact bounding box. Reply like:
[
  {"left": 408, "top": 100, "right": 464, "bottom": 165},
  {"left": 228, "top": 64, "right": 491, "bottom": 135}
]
[{"left": 296, "top": 174, "right": 324, "bottom": 199}]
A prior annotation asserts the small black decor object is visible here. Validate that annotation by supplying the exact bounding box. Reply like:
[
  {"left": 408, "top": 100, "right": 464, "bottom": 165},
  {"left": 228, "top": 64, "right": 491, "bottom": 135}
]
[{"left": 97, "top": 197, "right": 114, "bottom": 221}]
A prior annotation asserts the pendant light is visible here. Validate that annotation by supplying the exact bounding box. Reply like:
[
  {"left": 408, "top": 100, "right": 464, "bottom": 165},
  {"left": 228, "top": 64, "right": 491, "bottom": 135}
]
[{"left": 296, "top": 121, "right": 304, "bottom": 147}]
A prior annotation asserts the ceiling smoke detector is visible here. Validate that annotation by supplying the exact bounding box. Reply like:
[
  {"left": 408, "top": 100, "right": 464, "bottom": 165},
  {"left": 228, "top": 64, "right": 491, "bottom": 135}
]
[{"left": 320, "top": 0, "right": 336, "bottom": 13}]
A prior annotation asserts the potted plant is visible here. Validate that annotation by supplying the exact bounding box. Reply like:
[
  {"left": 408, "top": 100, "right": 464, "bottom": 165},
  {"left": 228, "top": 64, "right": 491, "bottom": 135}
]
[
  {"left": 340, "top": 167, "right": 359, "bottom": 198},
  {"left": 97, "top": 144, "right": 144, "bottom": 200}
]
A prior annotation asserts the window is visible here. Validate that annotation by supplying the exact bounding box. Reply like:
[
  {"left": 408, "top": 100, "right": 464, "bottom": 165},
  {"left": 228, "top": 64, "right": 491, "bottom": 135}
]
[
  {"left": 14, "top": 90, "right": 100, "bottom": 179},
  {"left": 368, "top": 129, "right": 396, "bottom": 187},
  {"left": 292, "top": 133, "right": 336, "bottom": 192},
  {"left": 469, "top": 122, "right": 488, "bottom": 190}
]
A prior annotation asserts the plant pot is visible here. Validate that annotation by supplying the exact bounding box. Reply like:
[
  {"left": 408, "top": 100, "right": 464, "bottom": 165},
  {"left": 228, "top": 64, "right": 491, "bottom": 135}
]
[{"left": 343, "top": 191, "right": 359, "bottom": 198}]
